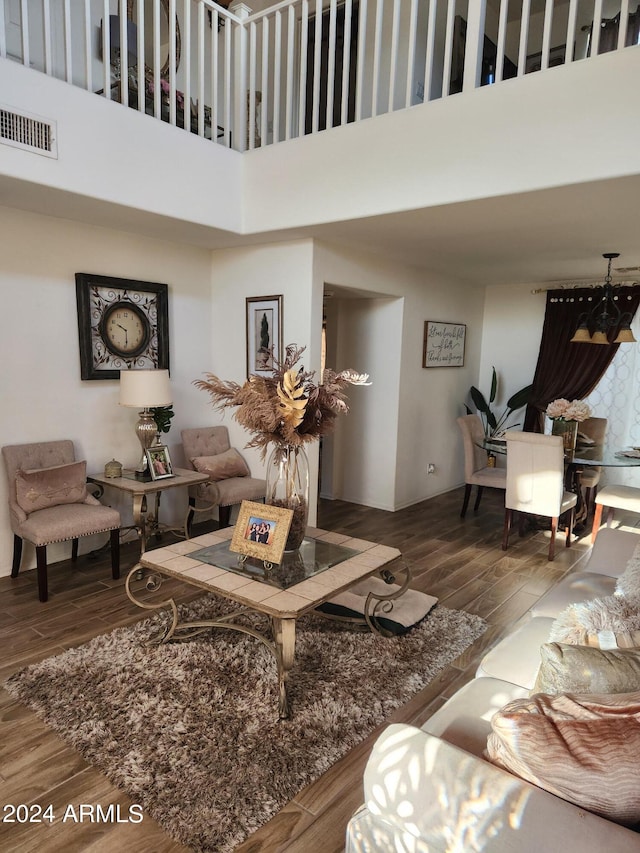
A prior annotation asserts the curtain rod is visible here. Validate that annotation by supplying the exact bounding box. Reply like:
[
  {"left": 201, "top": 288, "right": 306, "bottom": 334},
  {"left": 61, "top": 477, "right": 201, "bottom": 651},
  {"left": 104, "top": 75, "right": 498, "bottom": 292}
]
[{"left": 531, "top": 279, "right": 640, "bottom": 294}]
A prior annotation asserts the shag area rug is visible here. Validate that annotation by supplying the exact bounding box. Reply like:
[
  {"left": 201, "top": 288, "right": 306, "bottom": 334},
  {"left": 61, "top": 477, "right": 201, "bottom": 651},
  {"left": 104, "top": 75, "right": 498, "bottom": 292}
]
[{"left": 5, "top": 596, "right": 486, "bottom": 852}]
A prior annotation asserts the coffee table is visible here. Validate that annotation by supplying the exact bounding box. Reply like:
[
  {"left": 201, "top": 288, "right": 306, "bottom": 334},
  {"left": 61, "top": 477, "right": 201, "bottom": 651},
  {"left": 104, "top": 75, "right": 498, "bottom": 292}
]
[{"left": 128, "top": 526, "right": 407, "bottom": 718}]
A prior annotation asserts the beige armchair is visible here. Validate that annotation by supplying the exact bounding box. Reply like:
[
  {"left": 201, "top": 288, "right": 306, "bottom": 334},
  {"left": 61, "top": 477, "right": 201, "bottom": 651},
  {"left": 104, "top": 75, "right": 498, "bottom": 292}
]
[
  {"left": 456, "top": 415, "right": 507, "bottom": 517},
  {"left": 181, "top": 427, "right": 266, "bottom": 529},
  {"left": 502, "top": 431, "right": 577, "bottom": 561},
  {"left": 2, "top": 440, "right": 121, "bottom": 602}
]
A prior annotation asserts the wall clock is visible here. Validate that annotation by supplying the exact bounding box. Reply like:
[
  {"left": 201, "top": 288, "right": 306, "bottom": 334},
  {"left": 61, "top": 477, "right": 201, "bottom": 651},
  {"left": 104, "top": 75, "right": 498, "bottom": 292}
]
[{"left": 75, "top": 273, "right": 169, "bottom": 380}]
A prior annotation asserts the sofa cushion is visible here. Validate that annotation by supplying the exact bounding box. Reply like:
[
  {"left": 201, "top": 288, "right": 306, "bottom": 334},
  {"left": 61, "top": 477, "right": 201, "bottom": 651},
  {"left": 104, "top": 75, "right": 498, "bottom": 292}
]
[
  {"left": 585, "top": 528, "right": 640, "bottom": 577},
  {"left": 549, "top": 595, "right": 640, "bottom": 650},
  {"left": 530, "top": 572, "right": 617, "bottom": 619},
  {"left": 191, "top": 449, "right": 250, "bottom": 481},
  {"left": 15, "top": 461, "right": 87, "bottom": 513},
  {"left": 486, "top": 690, "right": 640, "bottom": 826},
  {"left": 475, "top": 617, "right": 555, "bottom": 688},
  {"left": 421, "top": 676, "right": 529, "bottom": 757},
  {"left": 532, "top": 642, "right": 640, "bottom": 695}
]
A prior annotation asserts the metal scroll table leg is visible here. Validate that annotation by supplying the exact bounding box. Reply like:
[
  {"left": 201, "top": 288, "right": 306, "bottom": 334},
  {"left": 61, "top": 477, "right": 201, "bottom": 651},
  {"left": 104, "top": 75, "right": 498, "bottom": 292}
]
[
  {"left": 132, "top": 493, "right": 148, "bottom": 553},
  {"left": 364, "top": 561, "right": 413, "bottom": 637},
  {"left": 127, "top": 566, "right": 289, "bottom": 716},
  {"left": 272, "top": 617, "right": 296, "bottom": 719}
]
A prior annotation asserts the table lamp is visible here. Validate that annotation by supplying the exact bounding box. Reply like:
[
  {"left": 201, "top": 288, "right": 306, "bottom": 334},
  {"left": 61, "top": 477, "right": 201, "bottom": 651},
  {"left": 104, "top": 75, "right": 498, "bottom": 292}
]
[{"left": 119, "top": 369, "right": 172, "bottom": 480}]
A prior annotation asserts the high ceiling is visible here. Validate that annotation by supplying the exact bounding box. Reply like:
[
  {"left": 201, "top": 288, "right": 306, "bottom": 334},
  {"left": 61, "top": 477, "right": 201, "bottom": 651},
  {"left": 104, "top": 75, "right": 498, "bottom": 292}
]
[{"left": 1, "top": 163, "right": 639, "bottom": 291}]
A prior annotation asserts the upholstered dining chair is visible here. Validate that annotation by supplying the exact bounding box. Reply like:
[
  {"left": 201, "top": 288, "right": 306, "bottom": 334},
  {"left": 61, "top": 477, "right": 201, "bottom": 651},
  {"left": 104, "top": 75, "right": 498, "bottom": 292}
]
[
  {"left": 578, "top": 416, "right": 608, "bottom": 512},
  {"left": 456, "top": 415, "right": 507, "bottom": 517},
  {"left": 181, "top": 426, "right": 266, "bottom": 529},
  {"left": 502, "top": 431, "right": 577, "bottom": 561},
  {"left": 2, "top": 440, "right": 121, "bottom": 602}
]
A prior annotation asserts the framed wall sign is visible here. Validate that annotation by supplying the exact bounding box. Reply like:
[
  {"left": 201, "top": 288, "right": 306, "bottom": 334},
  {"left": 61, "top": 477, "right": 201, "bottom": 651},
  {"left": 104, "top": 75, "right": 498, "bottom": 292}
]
[
  {"left": 230, "top": 500, "right": 293, "bottom": 565},
  {"left": 423, "top": 321, "right": 466, "bottom": 368},
  {"left": 75, "top": 273, "right": 169, "bottom": 380},
  {"left": 246, "top": 295, "right": 283, "bottom": 377}
]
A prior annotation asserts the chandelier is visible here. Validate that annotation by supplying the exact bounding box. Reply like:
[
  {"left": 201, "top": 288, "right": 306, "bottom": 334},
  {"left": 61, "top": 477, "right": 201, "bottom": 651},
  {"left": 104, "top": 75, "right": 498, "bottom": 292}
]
[{"left": 570, "top": 252, "right": 637, "bottom": 345}]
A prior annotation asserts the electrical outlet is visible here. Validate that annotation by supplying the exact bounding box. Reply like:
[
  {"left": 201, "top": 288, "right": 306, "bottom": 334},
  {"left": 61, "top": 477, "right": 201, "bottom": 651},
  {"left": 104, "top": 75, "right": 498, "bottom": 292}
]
[{"left": 427, "top": 463, "right": 436, "bottom": 474}]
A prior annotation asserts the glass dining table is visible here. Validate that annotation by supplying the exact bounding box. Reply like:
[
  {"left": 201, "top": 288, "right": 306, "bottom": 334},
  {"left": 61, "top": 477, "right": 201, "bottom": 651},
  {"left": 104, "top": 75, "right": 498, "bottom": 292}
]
[{"left": 484, "top": 439, "right": 640, "bottom": 527}]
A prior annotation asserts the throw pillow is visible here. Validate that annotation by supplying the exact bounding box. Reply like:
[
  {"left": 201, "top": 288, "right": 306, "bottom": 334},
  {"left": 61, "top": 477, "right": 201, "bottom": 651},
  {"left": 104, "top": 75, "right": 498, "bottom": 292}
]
[
  {"left": 486, "top": 690, "right": 640, "bottom": 825},
  {"left": 191, "top": 449, "right": 250, "bottom": 482},
  {"left": 549, "top": 597, "right": 640, "bottom": 649},
  {"left": 15, "top": 461, "right": 87, "bottom": 513},
  {"left": 532, "top": 642, "right": 640, "bottom": 695}
]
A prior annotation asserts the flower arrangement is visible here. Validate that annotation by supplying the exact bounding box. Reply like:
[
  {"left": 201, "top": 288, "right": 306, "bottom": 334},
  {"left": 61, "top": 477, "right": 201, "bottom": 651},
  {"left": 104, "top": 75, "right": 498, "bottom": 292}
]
[
  {"left": 193, "top": 344, "right": 370, "bottom": 458},
  {"left": 194, "top": 345, "right": 370, "bottom": 550},
  {"left": 545, "top": 399, "right": 591, "bottom": 422}
]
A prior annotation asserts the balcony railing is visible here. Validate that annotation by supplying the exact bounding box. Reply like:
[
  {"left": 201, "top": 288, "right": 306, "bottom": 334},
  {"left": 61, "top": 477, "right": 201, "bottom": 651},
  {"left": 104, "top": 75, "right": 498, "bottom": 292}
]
[{"left": 1, "top": 0, "right": 638, "bottom": 152}]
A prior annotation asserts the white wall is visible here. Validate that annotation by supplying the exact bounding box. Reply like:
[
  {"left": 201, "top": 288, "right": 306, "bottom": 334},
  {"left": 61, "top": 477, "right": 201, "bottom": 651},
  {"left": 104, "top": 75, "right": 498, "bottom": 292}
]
[
  {"left": 479, "top": 282, "right": 547, "bottom": 416},
  {"left": 314, "top": 241, "right": 486, "bottom": 510},
  {"left": 0, "top": 205, "right": 214, "bottom": 577},
  {"left": 0, "top": 58, "right": 243, "bottom": 233},
  {"left": 205, "top": 239, "right": 321, "bottom": 521},
  {"left": 242, "top": 45, "right": 640, "bottom": 234},
  {"left": 3, "top": 40, "right": 639, "bottom": 247}
]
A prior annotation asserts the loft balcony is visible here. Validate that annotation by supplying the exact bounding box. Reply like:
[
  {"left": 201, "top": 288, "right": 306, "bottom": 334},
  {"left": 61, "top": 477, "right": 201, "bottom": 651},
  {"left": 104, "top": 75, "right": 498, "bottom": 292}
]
[{"left": 3, "top": 1, "right": 639, "bottom": 153}]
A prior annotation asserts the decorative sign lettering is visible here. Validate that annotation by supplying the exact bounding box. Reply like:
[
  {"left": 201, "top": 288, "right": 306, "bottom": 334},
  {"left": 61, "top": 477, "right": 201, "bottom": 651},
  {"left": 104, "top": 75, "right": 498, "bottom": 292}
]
[{"left": 423, "top": 321, "right": 466, "bottom": 368}]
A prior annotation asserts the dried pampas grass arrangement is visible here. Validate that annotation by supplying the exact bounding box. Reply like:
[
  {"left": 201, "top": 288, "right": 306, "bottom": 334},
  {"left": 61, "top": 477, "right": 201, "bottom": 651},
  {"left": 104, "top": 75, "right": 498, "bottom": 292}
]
[{"left": 194, "top": 344, "right": 370, "bottom": 458}]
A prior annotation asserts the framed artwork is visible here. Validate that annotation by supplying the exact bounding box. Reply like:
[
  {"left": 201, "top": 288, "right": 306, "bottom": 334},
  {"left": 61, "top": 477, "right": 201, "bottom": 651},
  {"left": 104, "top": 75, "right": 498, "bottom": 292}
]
[
  {"left": 75, "top": 273, "right": 169, "bottom": 380},
  {"left": 230, "top": 500, "right": 293, "bottom": 565},
  {"left": 423, "top": 321, "right": 466, "bottom": 368},
  {"left": 246, "top": 295, "right": 283, "bottom": 377},
  {"left": 146, "top": 445, "right": 174, "bottom": 480}
]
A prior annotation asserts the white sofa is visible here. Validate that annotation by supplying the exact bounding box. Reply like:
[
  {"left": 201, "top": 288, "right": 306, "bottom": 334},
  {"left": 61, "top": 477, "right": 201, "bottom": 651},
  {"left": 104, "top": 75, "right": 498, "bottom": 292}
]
[{"left": 345, "top": 528, "right": 640, "bottom": 852}]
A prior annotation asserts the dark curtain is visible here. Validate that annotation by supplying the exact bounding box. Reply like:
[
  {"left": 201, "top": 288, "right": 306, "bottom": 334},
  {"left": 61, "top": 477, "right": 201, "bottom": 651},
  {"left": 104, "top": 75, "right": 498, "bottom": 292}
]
[
  {"left": 523, "top": 285, "right": 640, "bottom": 432},
  {"left": 593, "top": 4, "right": 640, "bottom": 54}
]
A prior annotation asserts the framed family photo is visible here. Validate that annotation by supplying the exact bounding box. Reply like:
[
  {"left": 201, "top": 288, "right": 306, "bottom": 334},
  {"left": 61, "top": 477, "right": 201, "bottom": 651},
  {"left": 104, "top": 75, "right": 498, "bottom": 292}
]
[
  {"left": 145, "top": 445, "right": 174, "bottom": 480},
  {"left": 230, "top": 500, "right": 293, "bottom": 564},
  {"left": 246, "top": 295, "right": 283, "bottom": 377}
]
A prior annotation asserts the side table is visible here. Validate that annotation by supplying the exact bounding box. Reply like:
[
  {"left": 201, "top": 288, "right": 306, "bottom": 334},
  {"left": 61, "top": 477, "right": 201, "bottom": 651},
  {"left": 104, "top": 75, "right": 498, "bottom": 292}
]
[{"left": 88, "top": 468, "right": 209, "bottom": 553}]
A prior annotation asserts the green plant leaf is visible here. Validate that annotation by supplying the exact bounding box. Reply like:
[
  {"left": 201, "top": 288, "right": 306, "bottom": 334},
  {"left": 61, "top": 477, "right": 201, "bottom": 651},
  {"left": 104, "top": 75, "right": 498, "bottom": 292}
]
[
  {"left": 470, "top": 386, "right": 490, "bottom": 414},
  {"left": 506, "top": 384, "right": 533, "bottom": 411},
  {"left": 489, "top": 367, "right": 497, "bottom": 404}
]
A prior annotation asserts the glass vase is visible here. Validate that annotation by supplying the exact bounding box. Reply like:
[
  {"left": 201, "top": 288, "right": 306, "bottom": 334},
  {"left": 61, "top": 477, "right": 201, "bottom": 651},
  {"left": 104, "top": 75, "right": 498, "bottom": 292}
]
[
  {"left": 265, "top": 445, "right": 309, "bottom": 552},
  {"left": 551, "top": 418, "right": 578, "bottom": 451}
]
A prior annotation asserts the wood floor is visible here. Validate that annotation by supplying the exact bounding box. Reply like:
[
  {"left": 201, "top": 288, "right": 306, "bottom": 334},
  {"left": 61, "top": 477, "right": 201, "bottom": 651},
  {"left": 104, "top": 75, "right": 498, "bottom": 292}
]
[{"left": 0, "top": 487, "right": 600, "bottom": 852}]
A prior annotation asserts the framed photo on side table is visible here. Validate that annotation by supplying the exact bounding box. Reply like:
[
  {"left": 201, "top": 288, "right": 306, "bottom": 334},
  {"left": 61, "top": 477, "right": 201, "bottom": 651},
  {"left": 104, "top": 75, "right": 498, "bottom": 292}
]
[
  {"left": 423, "top": 321, "right": 466, "bottom": 368},
  {"left": 230, "top": 500, "right": 293, "bottom": 565},
  {"left": 146, "top": 445, "right": 174, "bottom": 480},
  {"left": 246, "top": 295, "right": 283, "bottom": 377}
]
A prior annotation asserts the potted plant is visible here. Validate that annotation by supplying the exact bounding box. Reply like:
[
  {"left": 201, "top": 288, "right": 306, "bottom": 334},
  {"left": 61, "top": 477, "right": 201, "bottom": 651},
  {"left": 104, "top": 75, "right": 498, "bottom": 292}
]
[
  {"left": 150, "top": 405, "right": 175, "bottom": 440},
  {"left": 466, "top": 368, "right": 532, "bottom": 466}
]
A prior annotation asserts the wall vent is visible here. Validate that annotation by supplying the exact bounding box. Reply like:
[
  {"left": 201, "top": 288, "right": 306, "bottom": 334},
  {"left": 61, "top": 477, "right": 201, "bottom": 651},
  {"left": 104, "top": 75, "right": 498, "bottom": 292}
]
[{"left": 0, "top": 105, "right": 58, "bottom": 158}]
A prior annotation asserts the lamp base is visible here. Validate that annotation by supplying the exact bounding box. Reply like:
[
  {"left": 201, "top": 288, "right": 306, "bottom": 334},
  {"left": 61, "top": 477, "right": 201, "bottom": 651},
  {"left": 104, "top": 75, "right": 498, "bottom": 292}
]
[{"left": 134, "top": 408, "right": 158, "bottom": 478}]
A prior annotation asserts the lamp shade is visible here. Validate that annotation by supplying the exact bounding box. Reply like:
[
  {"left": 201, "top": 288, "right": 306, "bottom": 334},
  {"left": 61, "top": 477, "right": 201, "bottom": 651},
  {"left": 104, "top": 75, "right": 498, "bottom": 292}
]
[{"left": 119, "top": 369, "right": 172, "bottom": 408}]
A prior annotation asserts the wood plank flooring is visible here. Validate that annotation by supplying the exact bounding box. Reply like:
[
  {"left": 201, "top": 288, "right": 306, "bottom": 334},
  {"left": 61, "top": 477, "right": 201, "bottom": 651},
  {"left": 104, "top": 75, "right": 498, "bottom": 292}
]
[{"left": 0, "top": 488, "right": 605, "bottom": 852}]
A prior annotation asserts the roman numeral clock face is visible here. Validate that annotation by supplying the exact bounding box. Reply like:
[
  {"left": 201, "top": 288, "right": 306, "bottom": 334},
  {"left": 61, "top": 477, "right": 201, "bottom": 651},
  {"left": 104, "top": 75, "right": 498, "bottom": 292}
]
[{"left": 75, "top": 274, "right": 169, "bottom": 380}]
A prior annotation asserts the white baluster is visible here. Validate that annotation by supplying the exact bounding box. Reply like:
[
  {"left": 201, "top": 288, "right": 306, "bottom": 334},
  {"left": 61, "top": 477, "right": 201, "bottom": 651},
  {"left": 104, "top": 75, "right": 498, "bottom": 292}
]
[{"left": 285, "top": 5, "right": 295, "bottom": 140}]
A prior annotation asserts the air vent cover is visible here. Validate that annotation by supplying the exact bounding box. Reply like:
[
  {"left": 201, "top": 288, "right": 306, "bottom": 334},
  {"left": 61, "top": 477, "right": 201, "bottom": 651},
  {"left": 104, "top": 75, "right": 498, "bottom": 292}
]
[{"left": 0, "top": 105, "right": 57, "bottom": 158}]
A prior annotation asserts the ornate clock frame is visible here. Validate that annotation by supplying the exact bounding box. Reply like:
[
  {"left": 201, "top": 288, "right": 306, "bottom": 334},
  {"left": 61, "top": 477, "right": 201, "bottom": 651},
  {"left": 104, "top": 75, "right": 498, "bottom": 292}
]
[{"left": 75, "top": 272, "right": 169, "bottom": 380}]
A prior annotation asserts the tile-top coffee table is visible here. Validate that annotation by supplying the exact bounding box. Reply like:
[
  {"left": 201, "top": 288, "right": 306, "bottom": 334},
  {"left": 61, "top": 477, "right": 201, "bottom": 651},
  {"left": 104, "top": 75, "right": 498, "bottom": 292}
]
[{"left": 129, "top": 526, "right": 407, "bottom": 718}]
